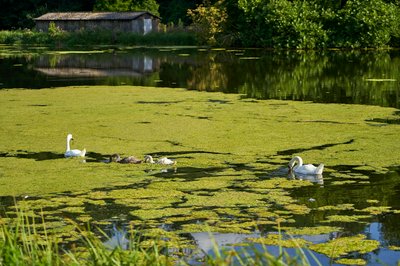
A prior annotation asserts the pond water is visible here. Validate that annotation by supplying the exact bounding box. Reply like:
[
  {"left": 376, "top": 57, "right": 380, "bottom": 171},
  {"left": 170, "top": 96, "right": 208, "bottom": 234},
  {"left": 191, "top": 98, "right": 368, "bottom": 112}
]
[
  {"left": 1, "top": 47, "right": 399, "bottom": 108},
  {"left": 0, "top": 47, "right": 400, "bottom": 265}
]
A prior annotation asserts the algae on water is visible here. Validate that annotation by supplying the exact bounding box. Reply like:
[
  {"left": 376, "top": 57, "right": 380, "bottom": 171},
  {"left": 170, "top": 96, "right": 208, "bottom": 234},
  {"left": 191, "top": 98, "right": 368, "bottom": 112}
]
[{"left": 1, "top": 85, "right": 399, "bottom": 260}]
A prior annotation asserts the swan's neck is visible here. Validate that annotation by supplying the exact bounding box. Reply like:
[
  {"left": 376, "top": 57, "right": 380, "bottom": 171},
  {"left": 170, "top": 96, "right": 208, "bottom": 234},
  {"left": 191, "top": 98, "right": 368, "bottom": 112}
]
[
  {"left": 66, "top": 138, "right": 71, "bottom": 151},
  {"left": 145, "top": 156, "right": 155, "bottom": 163},
  {"left": 293, "top": 156, "right": 303, "bottom": 169}
]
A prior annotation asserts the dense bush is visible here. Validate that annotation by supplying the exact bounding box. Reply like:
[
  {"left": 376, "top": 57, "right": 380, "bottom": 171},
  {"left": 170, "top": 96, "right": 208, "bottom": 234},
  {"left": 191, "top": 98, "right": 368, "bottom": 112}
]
[
  {"left": 0, "top": 29, "right": 51, "bottom": 45},
  {"left": 187, "top": 1, "right": 228, "bottom": 45},
  {"left": 226, "top": 0, "right": 400, "bottom": 48},
  {"left": 231, "top": 0, "right": 331, "bottom": 48},
  {"left": 330, "top": 0, "right": 400, "bottom": 48}
]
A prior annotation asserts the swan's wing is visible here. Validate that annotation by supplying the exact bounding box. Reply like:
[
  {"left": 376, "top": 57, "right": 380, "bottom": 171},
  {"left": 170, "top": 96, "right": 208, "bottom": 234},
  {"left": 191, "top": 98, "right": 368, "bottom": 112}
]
[
  {"left": 65, "top": 149, "right": 84, "bottom": 157},
  {"left": 295, "top": 164, "right": 318, "bottom": 174},
  {"left": 157, "top": 157, "right": 176, "bottom": 165}
]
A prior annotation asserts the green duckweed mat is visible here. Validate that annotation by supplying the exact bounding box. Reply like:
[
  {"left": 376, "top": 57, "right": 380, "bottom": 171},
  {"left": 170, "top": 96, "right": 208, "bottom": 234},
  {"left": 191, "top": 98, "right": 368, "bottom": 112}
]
[{"left": 0, "top": 85, "right": 399, "bottom": 261}]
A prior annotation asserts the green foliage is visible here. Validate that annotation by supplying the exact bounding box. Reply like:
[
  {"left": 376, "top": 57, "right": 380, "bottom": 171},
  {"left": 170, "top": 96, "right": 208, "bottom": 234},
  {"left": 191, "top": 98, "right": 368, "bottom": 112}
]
[
  {"left": 0, "top": 29, "right": 51, "bottom": 45},
  {"left": 158, "top": 0, "right": 199, "bottom": 25},
  {"left": 234, "top": 0, "right": 400, "bottom": 48},
  {"left": 48, "top": 22, "right": 63, "bottom": 38},
  {"left": 0, "top": 0, "right": 95, "bottom": 30},
  {"left": 331, "top": 0, "right": 399, "bottom": 47},
  {"left": 93, "top": 0, "right": 160, "bottom": 16},
  {"left": 187, "top": 1, "right": 228, "bottom": 45},
  {"left": 0, "top": 209, "right": 62, "bottom": 265},
  {"left": 236, "top": 0, "right": 330, "bottom": 48},
  {"left": 0, "top": 207, "right": 173, "bottom": 265},
  {"left": 266, "top": 0, "right": 329, "bottom": 48},
  {"left": 0, "top": 29, "right": 196, "bottom": 47}
]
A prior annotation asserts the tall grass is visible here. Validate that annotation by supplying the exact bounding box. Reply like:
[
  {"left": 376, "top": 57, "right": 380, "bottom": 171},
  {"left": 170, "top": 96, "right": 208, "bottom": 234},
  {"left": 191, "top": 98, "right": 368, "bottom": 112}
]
[
  {"left": 0, "top": 29, "right": 197, "bottom": 48},
  {"left": 0, "top": 207, "right": 173, "bottom": 265},
  {"left": 0, "top": 209, "right": 62, "bottom": 265},
  {"left": 0, "top": 208, "right": 315, "bottom": 265},
  {"left": 0, "top": 30, "right": 51, "bottom": 46}
]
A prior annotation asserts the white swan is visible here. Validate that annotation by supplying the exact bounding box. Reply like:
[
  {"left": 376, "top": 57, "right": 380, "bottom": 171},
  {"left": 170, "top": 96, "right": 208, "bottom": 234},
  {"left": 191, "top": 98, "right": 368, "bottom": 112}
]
[
  {"left": 288, "top": 156, "right": 324, "bottom": 175},
  {"left": 64, "top": 134, "right": 86, "bottom": 158},
  {"left": 144, "top": 155, "right": 176, "bottom": 165}
]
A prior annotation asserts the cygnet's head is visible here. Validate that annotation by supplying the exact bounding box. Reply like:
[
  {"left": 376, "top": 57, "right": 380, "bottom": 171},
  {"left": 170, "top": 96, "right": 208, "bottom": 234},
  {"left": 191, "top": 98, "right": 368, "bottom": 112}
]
[{"left": 144, "top": 155, "right": 154, "bottom": 163}]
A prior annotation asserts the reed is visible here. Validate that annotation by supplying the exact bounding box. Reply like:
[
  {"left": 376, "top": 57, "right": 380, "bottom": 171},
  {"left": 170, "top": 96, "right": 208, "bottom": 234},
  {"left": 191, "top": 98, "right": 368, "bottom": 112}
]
[
  {"left": 0, "top": 207, "right": 62, "bottom": 265},
  {"left": 0, "top": 207, "right": 173, "bottom": 265},
  {"left": 0, "top": 208, "right": 315, "bottom": 265}
]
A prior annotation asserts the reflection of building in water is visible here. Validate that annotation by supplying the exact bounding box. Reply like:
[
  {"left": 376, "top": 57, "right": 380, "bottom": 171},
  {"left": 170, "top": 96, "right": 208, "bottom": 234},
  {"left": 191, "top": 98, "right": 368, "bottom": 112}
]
[{"left": 34, "top": 54, "right": 159, "bottom": 78}]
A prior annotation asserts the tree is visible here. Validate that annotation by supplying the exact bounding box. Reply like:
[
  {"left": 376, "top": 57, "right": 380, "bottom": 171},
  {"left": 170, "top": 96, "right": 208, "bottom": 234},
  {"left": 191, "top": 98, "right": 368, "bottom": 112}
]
[
  {"left": 94, "top": 0, "right": 159, "bottom": 15},
  {"left": 234, "top": 0, "right": 399, "bottom": 48},
  {"left": 332, "top": 0, "right": 399, "bottom": 47},
  {"left": 0, "top": 0, "right": 96, "bottom": 30},
  {"left": 187, "top": 0, "right": 228, "bottom": 45},
  {"left": 236, "top": 0, "right": 330, "bottom": 48},
  {"left": 158, "top": 0, "right": 202, "bottom": 25}
]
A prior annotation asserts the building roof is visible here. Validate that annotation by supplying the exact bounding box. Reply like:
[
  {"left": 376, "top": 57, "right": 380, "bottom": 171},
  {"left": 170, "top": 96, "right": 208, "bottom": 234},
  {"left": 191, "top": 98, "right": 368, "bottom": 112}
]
[{"left": 34, "top": 12, "right": 160, "bottom": 21}]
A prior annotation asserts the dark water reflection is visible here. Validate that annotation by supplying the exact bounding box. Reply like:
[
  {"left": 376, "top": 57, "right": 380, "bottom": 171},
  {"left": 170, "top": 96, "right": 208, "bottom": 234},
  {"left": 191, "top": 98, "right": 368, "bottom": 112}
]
[{"left": 0, "top": 48, "right": 399, "bottom": 108}]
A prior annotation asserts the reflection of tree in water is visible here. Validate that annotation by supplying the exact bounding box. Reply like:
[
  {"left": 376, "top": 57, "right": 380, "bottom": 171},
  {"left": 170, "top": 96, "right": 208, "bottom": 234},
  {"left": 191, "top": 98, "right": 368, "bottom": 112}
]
[
  {"left": 187, "top": 52, "right": 231, "bottom": 92},
  {"left": 169, "top": 49, "right": 399, "bottom": 108},
  {"left": 229, "top": 50, "right": 399, "bottom": 108},
  {"left": 377, "top": 167, "right": 400, "bottom": 247},
  {"left": 379, "top": 213, "right": 400, "bottom": 247},
  {"left": 2, "top": 49, "right": 399, "bottom": 108}
]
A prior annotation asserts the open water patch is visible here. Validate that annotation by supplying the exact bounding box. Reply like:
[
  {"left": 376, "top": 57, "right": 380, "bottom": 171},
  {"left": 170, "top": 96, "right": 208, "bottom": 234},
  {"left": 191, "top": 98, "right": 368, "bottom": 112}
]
[{"left": 277, "top": 139, "right": 355, "bottom": 156}]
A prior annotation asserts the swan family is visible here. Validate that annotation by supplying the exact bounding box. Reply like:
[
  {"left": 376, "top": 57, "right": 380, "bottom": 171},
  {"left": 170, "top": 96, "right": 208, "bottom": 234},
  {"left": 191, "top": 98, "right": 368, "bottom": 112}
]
[
  {"left": 64, "top": 134, "right": 176, "bottom": 165},
  {"left": 64, "top": 134, "right": 324, "bottom": 174}
]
